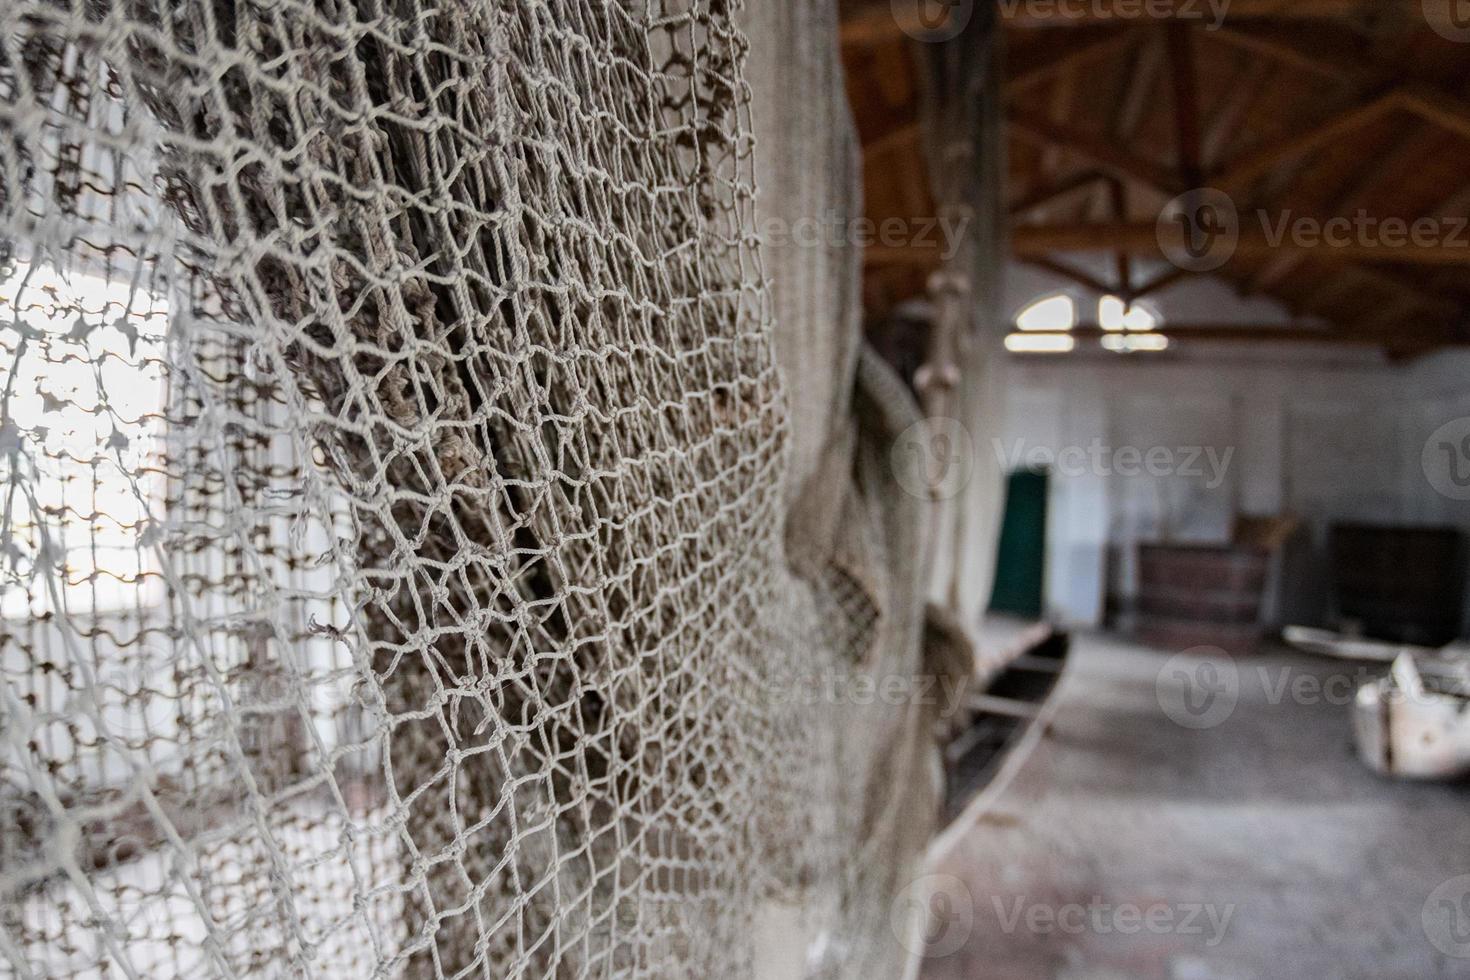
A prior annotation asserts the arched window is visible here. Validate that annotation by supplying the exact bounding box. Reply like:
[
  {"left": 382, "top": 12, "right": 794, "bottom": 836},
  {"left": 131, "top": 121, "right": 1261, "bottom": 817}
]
[
  {"left": 1006, "top": 293, "right": 1169, "bottom": 354},
  {"left": 1014, "top": 293, "right": 1077, "bottom": 332},
  {"left": 1008, "top": 294, "right": 1077, "bottom": 352},
  {"left": 1098, "top": 295, "right": 1168, "bottom": 352}
]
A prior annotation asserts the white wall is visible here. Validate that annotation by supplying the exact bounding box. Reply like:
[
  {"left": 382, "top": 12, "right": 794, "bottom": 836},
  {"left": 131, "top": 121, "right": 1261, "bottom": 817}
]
[{"left": 991, "top": 261, "right": 1470, "bottom": 634}]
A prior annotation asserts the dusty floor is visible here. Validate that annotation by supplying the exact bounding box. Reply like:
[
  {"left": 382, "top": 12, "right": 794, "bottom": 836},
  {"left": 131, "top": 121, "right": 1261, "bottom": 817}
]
[{"left": 919, "top": 631, "right": 1470, "bottom": 980}]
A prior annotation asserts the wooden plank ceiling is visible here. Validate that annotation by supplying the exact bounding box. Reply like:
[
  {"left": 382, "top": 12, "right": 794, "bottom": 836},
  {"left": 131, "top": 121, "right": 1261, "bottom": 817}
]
[{"left": 839, "top": 0, "right": 1470, "bottom": 355}]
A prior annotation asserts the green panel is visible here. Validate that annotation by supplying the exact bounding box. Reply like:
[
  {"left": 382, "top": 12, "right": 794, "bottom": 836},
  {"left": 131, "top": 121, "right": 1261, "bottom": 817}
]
[{"left": 988, "top": 468, "right": 1049, "bottom": 619}]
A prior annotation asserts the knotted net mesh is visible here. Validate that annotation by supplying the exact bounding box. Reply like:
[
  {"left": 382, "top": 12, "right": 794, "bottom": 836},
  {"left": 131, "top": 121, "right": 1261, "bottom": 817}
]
[{"left": 0, "top": 1, "right": 949, "bottom": 977}]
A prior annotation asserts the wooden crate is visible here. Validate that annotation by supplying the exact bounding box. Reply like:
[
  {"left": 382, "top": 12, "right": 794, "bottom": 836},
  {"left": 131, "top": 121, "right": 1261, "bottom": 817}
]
[{"left": 1134, "top": 543, "right": 1269, "bottom": 653}]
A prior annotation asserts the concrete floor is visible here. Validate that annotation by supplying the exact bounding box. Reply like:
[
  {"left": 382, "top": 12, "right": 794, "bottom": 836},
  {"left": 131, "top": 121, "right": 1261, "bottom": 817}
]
[{"left": 919, "top": 631, "right": 1470, "bottom": 980}]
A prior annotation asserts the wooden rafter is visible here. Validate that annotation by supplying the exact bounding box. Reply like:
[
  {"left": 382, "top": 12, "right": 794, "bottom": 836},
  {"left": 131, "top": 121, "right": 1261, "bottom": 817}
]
[
  {"left": 1010, "top": 112, "right": 1182, "bottom": 194},
  {"left": 1399, "top": 85, "right": 1470, "bottom": 143},
  {"left": 1021, "top": 256, "right": 1115, "bottom": 296},
  {"left": 1013, "top": 222, "right": 1470, "bottom": 266},
  {"left": 1201, "top": 55, "right": 1274, "bottom": 169},
  {"left": 1214, "top": 93, "right": 1400, "bottom": 192},
  {"left": 1009, "top": 171, "right": 1111, "bottom": 219},
  {"left": 1008, "top": 30, "right": 1135, "bottom": 94},
  {"left": 1213, "top": 24, "right": 1372, "bottom": 83},
  {"left": 838, "top": 0, "right": 1470, "bottom": 348},
  {"left": 1108, "top": 177, "right": 1131, "bottom": 292},
  {"left": 1309, "top": 263, "right": 1462, "bottom": 321},
  {"left": 1248, "top": 118, "right": 1424, "bottom": 294},
  {"left": 1109, "top": 32, "right": 1165, "bottom": 138},
  {"left": 1166, "top": 23, "right": 1203, "bottom": 185},
  {"left": 1213, "top": 29, "right": 1470, "bottom": 142},
  {"left": 844, "top": 0, "right": 1414, "bottom": 45},
  {"left": 1006, "top": 24, "right": 1470, "bottom": 336},
  {"left": 1040, "top": 60, "right": 1079, "bottom": 181},
  {"left": 1128, "top": 266, "right": 1192, "bottom": 300},
  {"left": 1000, "top": 0, "right": 1410, "bottom": 26},
  {"left": 1093, "top": 31, "right": 1165, "bottom": 221}
]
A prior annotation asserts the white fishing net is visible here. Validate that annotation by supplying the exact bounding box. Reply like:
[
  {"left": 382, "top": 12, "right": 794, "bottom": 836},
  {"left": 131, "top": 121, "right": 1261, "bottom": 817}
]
[{"left": 0, "top": 1, "right": 958, "bottom": 977}]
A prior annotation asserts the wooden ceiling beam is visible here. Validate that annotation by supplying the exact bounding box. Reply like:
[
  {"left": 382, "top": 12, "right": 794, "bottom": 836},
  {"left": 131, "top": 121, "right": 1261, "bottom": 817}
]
[
  {"left": 1202, "top": 56, "right": 1274, "bottom": 169},
  {"left": 1213, "top": 93, "right": 1400, "bottom": 192},
  {"left": 1213, "top": 82, "right": 1470, "bottom": 301},
  {"left": 1021, "top": 256, "right": 1116, "bottom": 295},
  {"left": 1090, "top": 31, "right": 1166, "bottom": 220},
  {"left": 844, "top": 0, "right": 1411, "bottom": 42},
  {"left": 1128, "top": 265, "right": 1192, "bottom": 299},
  {"left": 1001, "top": 0, "right": 1410, "bottom": 26},
  {"left": 1212, "top": 25, "right": 1365, "bottom": 82},
  {"left": 1008, "top": 30, "right": 1136, "bottom": 94},
  {"left": 1213, "top": 31, "right": 1470, "bottom": 144},
  {"left": 1010, "top": 112, "right": 1183, "bottom": 194},
  {"left": 1013, "top": 221, "right": 1470, "bottom": 266},
  {"left": 1015, "top": 87, "right": 1466, "bottom": 206},
  {"left": 1009, "top": 170, "right": 1111, "bottom": 219},
  {"left": 1247, "top": 118, "right": 1425, "bottom": 294},
  {"left": 1108, "top": 31, "right": 1167, "bottom": 147},
  {"left": 1166, "top": 22, "right": 1203, "bottom": 184},
  {"left": 1190, "top": 35, "right": 1470, "bottom": 312},
  {"left": 864, "top": 242, "right": 946, "bottom": 267},
  {"left": 1398, "top": 85, "right": 1470, "bottom": 143},
  {"left": 1009, "top": 103, "right": 1466, "bottom": 321},
  {"left": 1109, "top": 177, "right": 1132, "bottom": 291},
  {"left": 1039, "top": 60, "right": 1081, "bottom": 181},
  {"left": 1312, "top": 262, "right": 1461, "bottom": 319},
  {"left": 995, "top": 15, "right": 1469, "bottom": 345}
]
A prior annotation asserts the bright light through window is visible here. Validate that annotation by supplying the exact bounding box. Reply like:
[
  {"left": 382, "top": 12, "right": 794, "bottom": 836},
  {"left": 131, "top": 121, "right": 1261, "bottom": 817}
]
[
  {"left": 1102, "top": 333, "right": 1170, "bottom": 353},
  {"left": 1098, "top": 295, "right": 1159, "bottom": 333},
  {"left": 1009, "top": 293, "right": 1169, "bottom": 354},
  {"left": 1, "top": 261, "right": 167, "bottom": 618},
  {"left": 1005, "top": 333, "right": 1075, "bottom": 354},
  {"left": 1015, "top": 294, "right": 1076, "bottom": 332}
]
